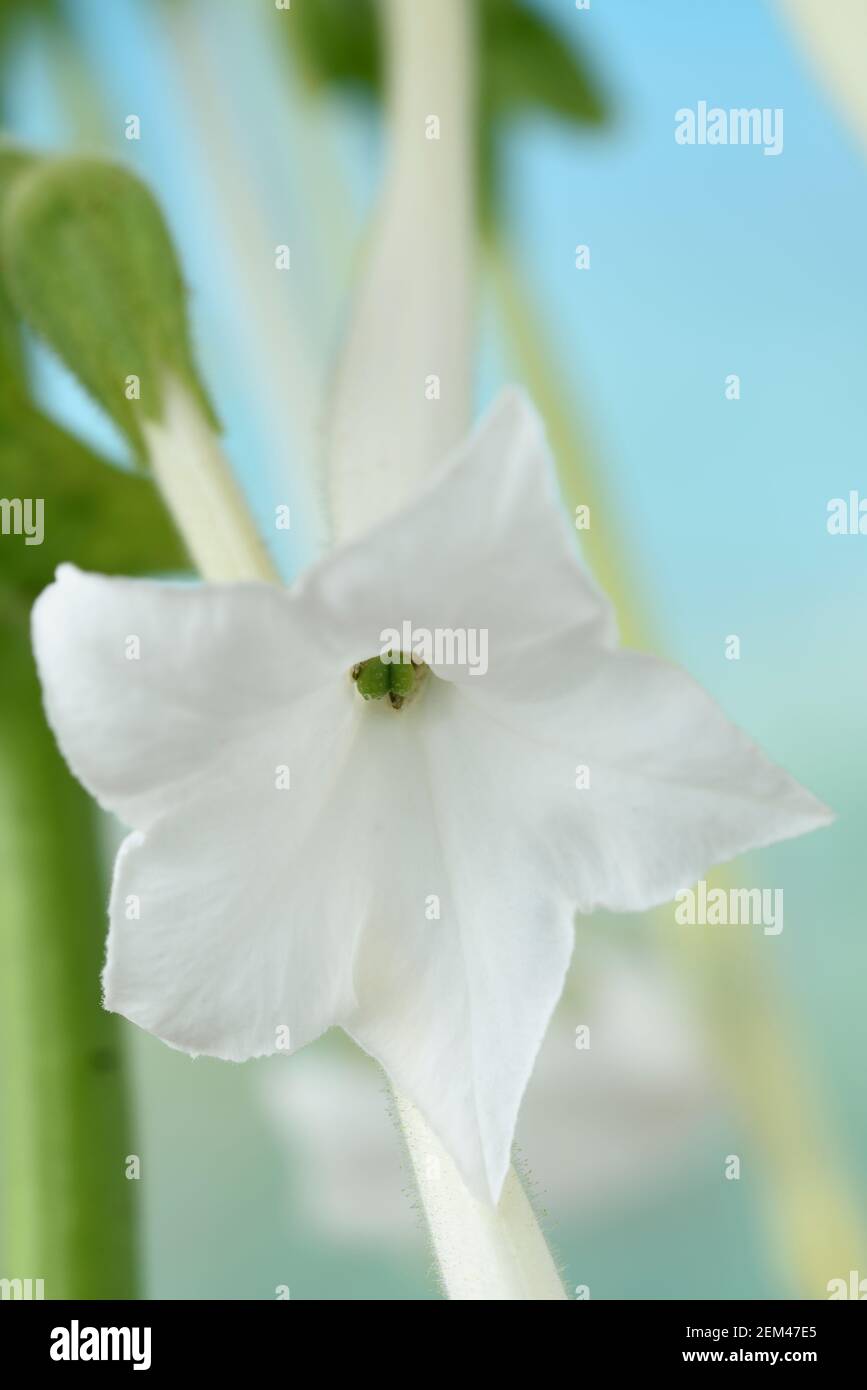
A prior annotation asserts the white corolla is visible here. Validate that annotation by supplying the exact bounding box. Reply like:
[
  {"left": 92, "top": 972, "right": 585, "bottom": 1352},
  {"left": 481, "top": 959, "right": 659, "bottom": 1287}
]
[{"left": 31, "top": 390, "right": 830, "bottom": 1202}]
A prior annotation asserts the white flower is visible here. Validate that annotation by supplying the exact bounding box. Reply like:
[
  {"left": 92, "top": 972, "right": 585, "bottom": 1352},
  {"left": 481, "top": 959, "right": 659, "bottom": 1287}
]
[{"left": 31, "top": 388, "right": 830, "bottom": 1203}]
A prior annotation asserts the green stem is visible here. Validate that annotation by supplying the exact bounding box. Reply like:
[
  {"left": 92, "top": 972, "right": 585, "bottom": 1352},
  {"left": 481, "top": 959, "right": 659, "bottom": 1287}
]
[{"left": 0, "top": 599, "right": 138, "bottom": 1298}]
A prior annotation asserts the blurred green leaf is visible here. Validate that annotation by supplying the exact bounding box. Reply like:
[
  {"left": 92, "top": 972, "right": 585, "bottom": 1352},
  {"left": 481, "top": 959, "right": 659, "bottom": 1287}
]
[
  {"left": 0, "top": 0, "right": 65, "bottom": 123},
  {"left": 481, "top": 0, "right": 606, "bottom": 126},
  {"left": 289, "top": 0, "right": 608, "bottom": 126},
  {"left": 0, "top": 383, "right": 188, "bottom": 592},
  {"left": 0, "top": 149, "right": 189, "bottom": 591},
  {"left": 287, "top": 0, "right": 609, "bottom": 224},
  {"left": 290, "top": 0, "right": 380, "bottom": 95},
  {"left": 0, "top": 0, "right": 60, "bottom": 40},
  {"left": 0, "top": 145, "right": 35, "bottom": 383},
  {"left": 0, "top": 248, "right": 22, "bottom": 377}
]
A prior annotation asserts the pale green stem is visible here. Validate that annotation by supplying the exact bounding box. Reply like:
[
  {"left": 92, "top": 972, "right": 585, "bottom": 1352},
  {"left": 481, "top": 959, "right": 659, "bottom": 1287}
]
[
  {"left": 0, "top": 602, "right": 138, "bottom": 1298},
  {"left": 0, "top": 19, "right": 137, "bottom": 1303}
]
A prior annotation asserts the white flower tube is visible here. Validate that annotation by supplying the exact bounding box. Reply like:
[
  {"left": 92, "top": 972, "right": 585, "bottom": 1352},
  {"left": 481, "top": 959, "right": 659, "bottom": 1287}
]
[
  {"left": 325, "top": 0, "right": 565, "bottom": 1298},
  {"left": 396, "top": 1097, "right": 566, "bottom": 1301},
  {"left": 142, "top": 379, "right": 279, "bottom": 585},
  {"left": 326, "top": 0, "right": 475, "bottom": 540}
]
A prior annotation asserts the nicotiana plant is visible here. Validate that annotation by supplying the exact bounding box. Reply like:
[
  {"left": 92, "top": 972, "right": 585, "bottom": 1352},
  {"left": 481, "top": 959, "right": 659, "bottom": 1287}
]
[{"left": 1, "top": 0, "right": 836, "bottom": 1300}]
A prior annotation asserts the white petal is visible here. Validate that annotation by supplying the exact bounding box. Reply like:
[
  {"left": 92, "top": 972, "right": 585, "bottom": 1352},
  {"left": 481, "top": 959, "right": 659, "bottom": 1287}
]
[
  {"left": 344, "top": 649, "right": 830, "bottom": 1200},
  {"left": 306, "top": 388, "right": 615, "bottom": 690},
  {"left": 104, "top": 680, "right": 371, "bottom": 1059},
  {"left": 31, "top": 564, "right": 333, "bottom": 830},
  {"left": 457, "top": 646, "right": 833, "bottom": 914},
  {"left": 343, "top": 679, "right": 576, "bottom": 1202}
]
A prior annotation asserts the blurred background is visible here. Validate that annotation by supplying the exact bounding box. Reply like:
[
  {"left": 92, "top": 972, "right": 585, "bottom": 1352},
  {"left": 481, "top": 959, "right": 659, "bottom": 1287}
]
[{"left": 0, "top": 0, "right": 865, "bottom": 1299}]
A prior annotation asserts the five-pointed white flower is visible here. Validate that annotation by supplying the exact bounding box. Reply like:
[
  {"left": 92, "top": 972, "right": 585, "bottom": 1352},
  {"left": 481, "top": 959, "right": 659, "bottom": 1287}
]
[{"left": 32, "top": 389, "right": 831, "bottom": 1202}]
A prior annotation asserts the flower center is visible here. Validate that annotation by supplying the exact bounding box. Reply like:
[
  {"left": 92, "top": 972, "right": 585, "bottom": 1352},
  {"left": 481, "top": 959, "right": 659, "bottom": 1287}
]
[{"left": 351, "top": 651, "right": 428, "bottom": 710}]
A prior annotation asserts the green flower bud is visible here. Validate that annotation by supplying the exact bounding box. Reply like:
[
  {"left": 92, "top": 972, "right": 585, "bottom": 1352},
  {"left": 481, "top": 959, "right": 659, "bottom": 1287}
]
[{"left": 0, "top": 155, "right": 218, "bottom": 463}]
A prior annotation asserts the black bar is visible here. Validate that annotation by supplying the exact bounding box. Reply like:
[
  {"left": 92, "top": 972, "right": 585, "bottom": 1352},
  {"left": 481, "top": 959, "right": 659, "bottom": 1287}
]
[{"left": 1, "top": 1298, "right": 864, "bottom": 1372}]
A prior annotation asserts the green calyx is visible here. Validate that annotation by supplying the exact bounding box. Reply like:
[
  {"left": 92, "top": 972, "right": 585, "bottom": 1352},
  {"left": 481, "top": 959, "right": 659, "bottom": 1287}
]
[
  {"left": 0, "top": 154, "right": 218, "bottom": 463},
  {"left": 351, "top": 652, "right": 423, "bottom": 710}
]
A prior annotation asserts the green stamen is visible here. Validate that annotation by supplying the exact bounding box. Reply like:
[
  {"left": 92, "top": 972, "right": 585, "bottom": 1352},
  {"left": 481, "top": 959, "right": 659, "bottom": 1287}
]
[{"left": 351, "top": 651, "right": 423, "bottom": 709}]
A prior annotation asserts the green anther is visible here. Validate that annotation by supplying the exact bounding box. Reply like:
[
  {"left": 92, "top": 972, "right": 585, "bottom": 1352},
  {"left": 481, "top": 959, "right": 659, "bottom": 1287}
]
[
  {"left": 389, "top": 658, "right": 415, "bottom": 699},
  {"left": 352, "top": 651, "right": 420, "bottom": 708},
  {"left": 353, "top": 656, "right": 391, "bottom": 701}
]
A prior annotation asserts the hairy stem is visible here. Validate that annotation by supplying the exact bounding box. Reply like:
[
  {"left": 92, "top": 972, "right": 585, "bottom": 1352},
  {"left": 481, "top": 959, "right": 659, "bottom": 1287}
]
[{"left": 397, "top": 1096, "right": 566, "bottom": 1300}]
